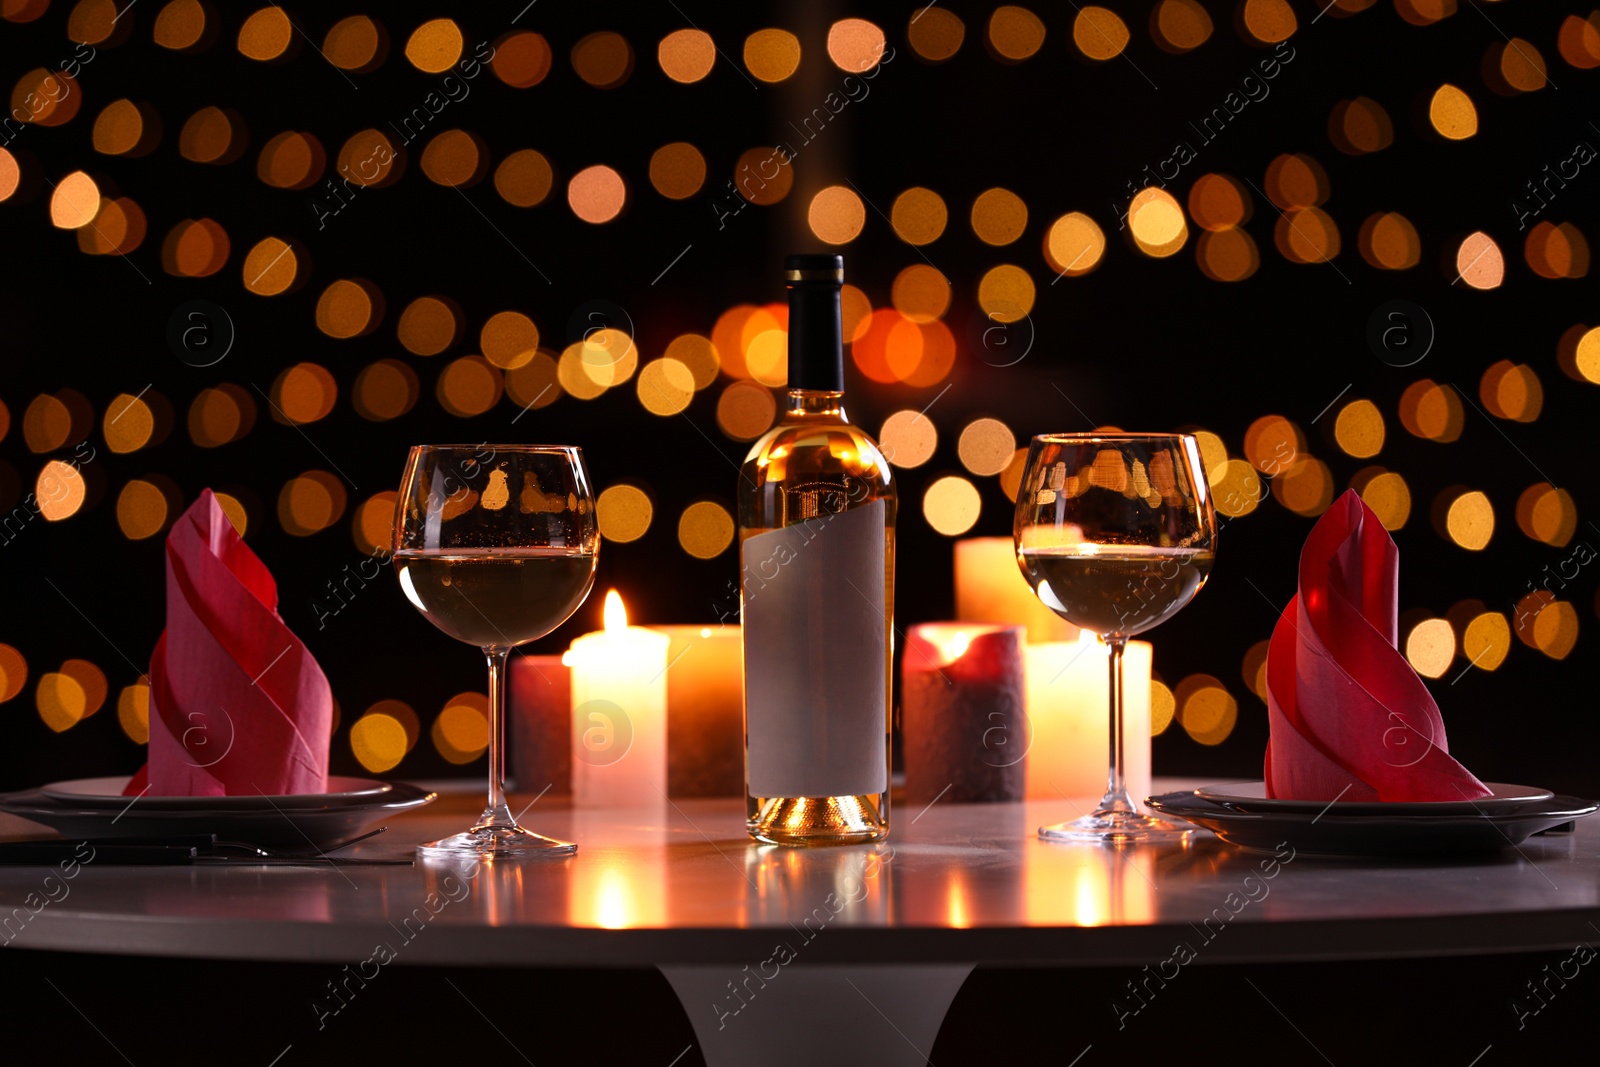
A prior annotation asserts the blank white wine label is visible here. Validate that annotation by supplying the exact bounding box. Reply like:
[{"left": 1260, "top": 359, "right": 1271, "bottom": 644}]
[{"left": 743, "top": 499, "right": 888, "bottom": 798}]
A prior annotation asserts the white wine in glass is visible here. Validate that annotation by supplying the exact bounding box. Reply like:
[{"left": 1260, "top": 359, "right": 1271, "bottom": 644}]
[
  {"left": 394, "top": 445, "right": 598, "bottom": 859},
  {"left": 1014, "top": 433, "right": 1217, "bottom": 844}
]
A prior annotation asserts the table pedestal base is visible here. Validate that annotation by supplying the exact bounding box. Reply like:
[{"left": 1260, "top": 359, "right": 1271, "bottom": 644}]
[{"left": 660, "top": 963, "right": 973, "bottom": 1067}]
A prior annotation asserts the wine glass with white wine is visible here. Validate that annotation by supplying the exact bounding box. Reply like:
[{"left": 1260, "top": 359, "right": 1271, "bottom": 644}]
[
  {"left": 394, "top": 445, "right": 598, "bottom": 859},
  {"left": 1014, "top": 433, "right": 1217, "bottom": 844}
]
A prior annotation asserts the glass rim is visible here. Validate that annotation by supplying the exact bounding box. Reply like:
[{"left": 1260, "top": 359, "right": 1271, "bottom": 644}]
[
  {"left": 1029, "top": 432, "right": 1197, "bottom": 444},
  {"left": 406, "top": 443, "right": 585, "bottom": 453}
]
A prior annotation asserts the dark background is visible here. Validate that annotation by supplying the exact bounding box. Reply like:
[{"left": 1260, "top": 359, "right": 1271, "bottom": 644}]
[{"left": 3, "top": 0, "right": 1594, "bottom": 794}]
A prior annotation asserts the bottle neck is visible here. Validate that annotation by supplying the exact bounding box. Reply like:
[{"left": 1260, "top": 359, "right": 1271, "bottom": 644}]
[{"left": 786, "top": 388, "right": 848, "bottom": 421}]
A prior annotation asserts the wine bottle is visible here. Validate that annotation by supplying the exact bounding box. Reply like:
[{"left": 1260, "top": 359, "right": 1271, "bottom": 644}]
[{"left": 738, "top": 254, "right": 897, "bottom": 846}]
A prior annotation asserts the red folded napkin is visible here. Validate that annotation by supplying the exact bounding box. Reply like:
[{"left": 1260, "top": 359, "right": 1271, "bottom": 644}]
[
  {"left": 125, "top": 490, "right": 332, "bottom": 797},
  {"left": 1264, "top": 489, "right": 1489, "bottom": 802}
]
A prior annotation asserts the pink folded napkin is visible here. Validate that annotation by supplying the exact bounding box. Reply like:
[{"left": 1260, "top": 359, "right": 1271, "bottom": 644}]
[
  {"left": 125, "top": 490, "right": 332, "bottom": 797},
  {"left": 1264, "top": 489, "right": 1489, "bottom": 802}
]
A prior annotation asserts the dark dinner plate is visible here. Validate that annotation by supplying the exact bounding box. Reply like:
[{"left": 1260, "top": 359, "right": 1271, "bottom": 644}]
[{"left": 1191, "top": 781, "right": 1556, "bottom": 817}]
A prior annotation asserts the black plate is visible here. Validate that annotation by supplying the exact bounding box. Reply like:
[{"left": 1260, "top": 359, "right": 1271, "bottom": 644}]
[
  {"left": 1191, "top": 781, "right": 1556, "bottom": 817},
  {"left": 1147, "top": 790, "right": 1597, "bottom": 856}
]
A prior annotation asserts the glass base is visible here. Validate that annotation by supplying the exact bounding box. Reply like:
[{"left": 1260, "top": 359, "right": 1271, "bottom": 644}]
[
  {"left": 1039, "top": 809, "right": 1193, "bottom": 845},
  {"left": 417, "top": 824, "right": 577, "bottom": 860}
]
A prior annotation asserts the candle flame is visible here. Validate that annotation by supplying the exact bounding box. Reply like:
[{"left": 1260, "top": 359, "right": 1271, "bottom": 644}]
[
  {"left": 932, "top": 628, "right": 972, "bottom": 664},
  {"left": 603, "top": 589, "right": 628, "bottom": 634}
]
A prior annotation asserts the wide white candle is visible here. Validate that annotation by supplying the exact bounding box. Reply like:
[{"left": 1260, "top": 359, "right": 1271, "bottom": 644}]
[
  {"left": 563, "top": 590, "right": 670, "bottom": 807},
  {"left": 954, "top": 537, "right": 1079, "bottom": 643},
  {"left": 651, "top": 624, "right": 743, "bottom": 797},
  {"left": 1023, "top": 634, "right": 1152, "bottom": 807}
]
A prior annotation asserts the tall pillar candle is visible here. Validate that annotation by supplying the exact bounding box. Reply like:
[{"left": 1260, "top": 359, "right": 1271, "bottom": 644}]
[
  {"left": 653, "top": 625, "right": 744, "bottom": 797},
  {"left": 509, "top": 655, "right": 571, "bottom": 795},
  {"left": 902, "top": 623, "right": 1027, "bottom": 803},
  {"left": 1023, "top": 634, "right": 1152, "bottom": 806},
  {"left": 954, "top": 537, "right": 1079, "bottom": 643},
  {"left": 563, "top": 591, "right": 670, "bottom": 807}
]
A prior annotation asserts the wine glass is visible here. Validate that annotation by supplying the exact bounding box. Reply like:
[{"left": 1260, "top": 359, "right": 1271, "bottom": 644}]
[
  {"left": 394, "top": 445, "right": 598, "bottom": 859},
  {"left": 1014, "top": 433, "right": 1217, "bottom": 844}
]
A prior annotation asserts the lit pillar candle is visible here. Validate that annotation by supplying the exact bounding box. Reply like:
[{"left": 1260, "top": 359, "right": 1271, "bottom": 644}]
[
  {"left": 1023, "top": 634, "right": 1152, "bottom": 807},
  {"left": 563, "top": 590, "right": 670, "bottom": 807},
  {"left": 954, "top": 537, "right": 1080, "bottom": 643},
  {"left": 901, "top": 623, "right": 1027, "bottom": 803},
  {"left": 509, "top": 655, "right": 571, "bottom": 795},
  {"left": 651, "top": 624, "right": 744, "bottom": 797}
]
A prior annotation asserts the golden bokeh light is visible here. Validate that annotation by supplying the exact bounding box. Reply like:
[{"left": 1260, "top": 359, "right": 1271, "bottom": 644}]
[
  {"left": 998, "top": 448, "right": 1029, "bottom": 502},
  {"left": 1515, "top": 483, "right": 1576, "bottom": 547},
  {"left": 237, "top": 7, "right": 291, "bottom": 61},
  {"left": 908, "top": 7, "right": 965, "bottom": 62},
  {"left": 664, "top": 334, "right": 721, "bottom": 390},
  {"left": 1525, "top": 221, "right": 1589, "bottom": 280},
  {"left": 242, "top": 237, "right": 298, "bottom": 296},
  {"left": 437, "top": 356, "right": 503, "bottom": 417},
  {"left": 1358, "top": 212, "right": 1421, "bottom": 270},
  {"left": 405, "top": 18, "right": 463, "bottom": 73},
  {"left": 1178, "top": 679, "right": 1237, "bottom": 747},
  {"left": 117, "top": 679, "right": 150, "bottom": 743},
  {"left": 93, "top": 99, "right": 145, "bottom": 155},
  {"left": 1242, "top": 0, "right": 1298, "bottom": 44},
  {"left": 1462, "top": 612, "right": 1511, "bottom": 672},
  {"left": 214, "top": 493, "right": 247, "bottom": 536},
  {"left": 353, "top": 359, "right": 420, "bottom": 421},
  {"left": 1044, "top": 212, "right": 1106, "bottom": 276},
  {"left": 1398, "top": 380, "right": 1464, "bottom": 442},
  {"left": 1213, "top": 459, "right": 1262, "bottom": 517},
  {"left": 188, "top": 385, "right": 255, "bottom": 448},
  {"left": 744, "top": 322, "right": 787, "bottom": 389},
  {"left": 1499, "top": 39, "right": 1549, "bottom": 93},
  {"left": 272, "top": 362, "right": 337, "bottom": 424},
  {"left": 1479, "top": 361, "right": 1543, "bottom": 422},
  {"left": 572, "top": 31, "right": 634, "bottom": 88},
  {"left": 977, "top": 264, "right": 1035, "bottom": 324},
  {"left": 1571, "top": 326, "right": 1600, "bottom": 384},
  {"left": 1072, "top": 7, "right": 1130, "bottom": 60},
  {"left": 958, "top": 418, "right": 1016, "bottom": 476},
  {"left": 1429, "top": 84, "right": 1478, "bottom": 139},
  {"left": 596, "top": 484, "right": 653, "bottom": 543},
  {"left": 493, "top": 31, "right": 552, "bottom": 88},
  {"left": 257, "top": 131, "right": 325, "bottom": 190},
  {"left": 278, "top": 471, "right": 348, "bottom": 537},
  {"left": 398, "top": 296, "right": 458, "bottom": 355},
  {"left": 24, "top": 393, "right": 71, "bottom": 452},
  {"left": 568, "top": 164, "right": 626, "bottom": 223},
  {"left": 1404, "top": 618, "right": 1455, "bottom": 678},
  {"left": 636, "top": 358, "right": 696, "bottom": 417},
  {"left": 162, "top": 218, "right": 231, "bottom": 278},
  {"left": 178, "top": 106, "right": 237, "bottom": 164},
  {"left": 351, "top": 713, "right": 407, "bottom": 773},
  {"left": 1558, "top": 13, "right": 1600, "bottom": 69},
  {"left": 434, "top": 694, "right": 489, "bottom": 762},
  {"left": 336, "top": 128, "right": 402, "bottom": 188},
  {"left": 78, "top": 196, "right": 147, "bottom": 256},
  {"left": 66, "top": 0, "right": 117, "bottom": 43},
  {"left": 1154, "top": 0, "right": 1212, "bottom": 53},
  {"left": 150, "top": 1, "right": 199, "bottom": 51},
  {"left": 971, "top": 187, "right": 1028, "bottom": 246},
  {"left": 0, "top": 147, "right": 18, "bottom": 202},
  {"left": 1455, "top": 231, "right": 1504, "bottom": 289},
  {"left": 892, "top": 264, "right": 951, "bottom": 323},
  {"left": 649, "top": 142, "right": 706, "bottom": 200},
  {"left": 988, "top": 5, "right": 1046, "bottom": 62},
  {"left": 879, "top": 410, "right": 938, "bottom": 469},
  {"left": 315, "top": 279, "right": 378, "bottom": 339},
  {"left": 0, "top": 644, "right": 26, "bottom": 704},
  {"left": 827, "top": 18, "right": 886, "bottom": 72},
  {"left": 1188, "top": 174, "right": 1249, "bottom": 231},
  {"left": 117, "top": 479, "right": 169, "bottom": 540},
  {"left": 353, "top": 491, "right": 397, "bottom": 555},
  {"left": 36, "top": 460, "right": 85, "bottom": 521},
  {"left": 37, "top": 671, "right": 87, "bottom": 733},
  {"left": 1243, "top": 640, "right": 1271, "bottom": 703},
  {"left": 480, "top": 311, "right": 540, "bottom": 370},
  {"left": 1531, "top": 601, "right": 1579, "bottom": 660},
  {"left": 678, "top": 501, "right": 735, "bottom": 559},
  {"left": 716, "top": 380, "right": 778, "bottom": 440},
  {"left": 420, "top": 129, "right": 482, "bottom": 187},
  {"left": 1151, "top": 679, "right": 1176, "bottom": 735},
  {"left": 1334, "top": 399, "right": 1384, "bottom": 458},
  {"left": 659, "top": 29, "right": 715, "bottom": 83},
  {"left": 494, "top": 149, "right": 555, "bottom": 207},
  {"left": 733, "top": 146, "right": 792, "bottom": 205},
  {"left": 1444, "top": 490, "right": 1494, "bottom": 550},
  {"left": 1359, "top": 470, "right": 1411, "bottom": 530},
  {"left": 103, "top": 392, "right": 154, "bottom": 453},
  {"left": 1394, "top": 0, "right": 1454, "bottom": 27},
  {"left": 49, "top": 170, "right": 100, "bottom": 229},
  {"left": 1275, "top": 207, "right": 1341, "bottom": 264},
  {"left": 1196, "top": 228, "right": 1259, "bottom": 281},
  {"left": 1271, "top": 458, "right": 1334, "bottom": 517},
  {"left": 1243, "top": 414, "right": 1301, "bottom": 472},
  {"left": 323, "top": 15, "right": 382, "bottom": 72},
  {"left": 1329, "top": 97, "right": 1393, "bottom": 155},
  {"left": 12, "top": 67, "right": 79, "bottom": 127},
  {"left": 744, "top": 28, "right": 801, "bottom": 82},
  {"left": 557, "top": 344, "right": 609, "bottom": 400},
  {"left": 891, "top": 187, "right": 948, "bottom": 246},
  {"left": 808, "top": 185, "right": 866, "bottom": 244},
  {"left": 1128, "top": 187, "right": 1188, "bottom": 257},
  {"left": 923, "top": 476, "right": 982, "bottom": 536},
  {"left": 842, "top": 284, "right": 873, "bottom": 344}
]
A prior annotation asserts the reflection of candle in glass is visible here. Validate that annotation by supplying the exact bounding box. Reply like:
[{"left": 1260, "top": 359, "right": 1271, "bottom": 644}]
[
  {"left": 954, "top": 537, "right": 1079, "bottom": 643},
  {"left": 563, "top": 591, "right": 669, "bottom": 807},
  {"left": 902, "top": 623, "right": 1026, "bottom": 803},
  {"left": 1023, "top": 634, "right": 1151, "bottom": 806},
  {"left": 652, "top": 625, "right": 744, "bottom": 797}
]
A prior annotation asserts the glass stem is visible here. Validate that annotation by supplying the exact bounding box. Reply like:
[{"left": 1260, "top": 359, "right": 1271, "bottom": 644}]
[
  {"left": 479, "top": 645, "right": 516, "bottom": 831},
  {"left": 1100, "top": 635, "right": 1138, "bottom": 815}
]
